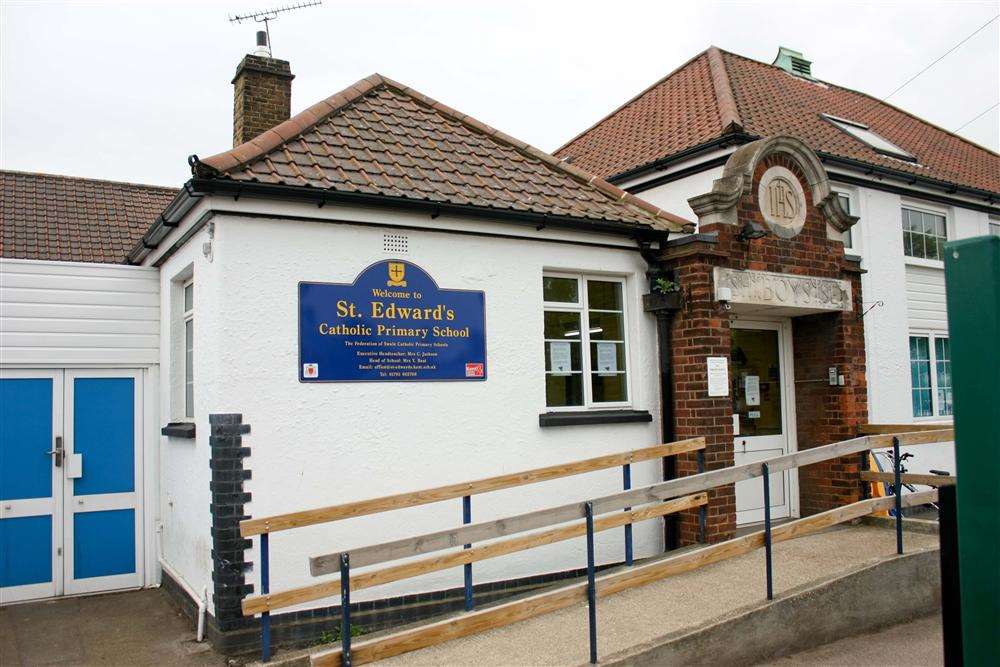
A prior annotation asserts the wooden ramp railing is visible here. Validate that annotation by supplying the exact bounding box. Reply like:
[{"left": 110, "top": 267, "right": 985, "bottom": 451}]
[
  {"left": 239, "top": 428, "right": 953, "bottom": 666},
  {"left": 241, "top": 438, "right": 707, "bottom": 661}
]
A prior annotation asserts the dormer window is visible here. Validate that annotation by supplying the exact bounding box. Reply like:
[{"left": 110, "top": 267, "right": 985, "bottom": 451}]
[{"left": 822, "top": 114, "right": 916, "bottom": 162}]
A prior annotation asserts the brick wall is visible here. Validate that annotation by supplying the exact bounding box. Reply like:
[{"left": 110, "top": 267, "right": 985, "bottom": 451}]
[
  {"left": 661, "top": 151, "right": 868, "bottom": 544},
  {"left": 232, "top": 55, "right": 294, "bottom": 147}
]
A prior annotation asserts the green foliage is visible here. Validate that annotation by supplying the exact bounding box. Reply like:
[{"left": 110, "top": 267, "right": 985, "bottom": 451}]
[
  {"left": 653, "top": 277, "right": 680, "bottom": 293},
  {"left": 318, "top": 624, "right": 367, "bottom": 645}
]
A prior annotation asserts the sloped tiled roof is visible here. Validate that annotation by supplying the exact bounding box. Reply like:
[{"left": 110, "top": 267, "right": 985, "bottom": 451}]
[
  {"left": 1, "top": 170, "right": 178, "bottom": 264},
  {"left": 556, "top": 47, "right": 1000, "bottom": 194},
  {"left": 195, "top": 74, "right": 691, "bottom": 232}
]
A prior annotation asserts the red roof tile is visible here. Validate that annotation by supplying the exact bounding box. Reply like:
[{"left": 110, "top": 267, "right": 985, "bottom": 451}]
[
  {"left": 195, "top": 74, "right": 691, "bottom": 232},
  {"left": 1, "top": 170, "right": 178, "bottom": 264},
  {"left": 556, "top": 47, "right": 1000, "bottom": 194}
]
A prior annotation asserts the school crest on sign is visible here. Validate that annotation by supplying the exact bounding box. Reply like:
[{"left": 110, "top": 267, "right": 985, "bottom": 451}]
[{"left": 387, "top": 262, "right": 407, "bottom": 287}]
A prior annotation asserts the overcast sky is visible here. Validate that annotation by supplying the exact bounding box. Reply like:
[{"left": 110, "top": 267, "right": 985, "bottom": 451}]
[{"left": 2, "top": 0, "right": 997, "bottom": 187}]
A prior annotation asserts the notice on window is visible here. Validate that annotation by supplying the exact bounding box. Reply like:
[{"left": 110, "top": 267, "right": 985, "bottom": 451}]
[
  {"left": 745, "top": 375, "right": 761, "bottom": 406},
  {"left": 550, "top": 342, "right": 572, "bottom": 375},
  {"left": 707, "top": 356, "right": 729, "bottom": 397},
  {"left": 596, "top": 342, "right": 618, "bottom": 376}
]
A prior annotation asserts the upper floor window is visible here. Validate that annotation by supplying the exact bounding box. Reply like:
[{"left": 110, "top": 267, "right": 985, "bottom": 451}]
[
  {"left": 822, "top": 114, "right": 916, "bottom": 162},
  {"left": 543, "top": 275, "right": 629, "bottom": 409},
  {"left": 902, "top": 207, "right": 947, "bottom": 261},
  {"left": 836, "top": 192, "right": 855, "bottom": 249}
]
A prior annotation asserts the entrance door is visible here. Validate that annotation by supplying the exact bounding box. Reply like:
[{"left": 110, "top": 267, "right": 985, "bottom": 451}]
[
  {"left": 731, "top": 322, "right": 795, "bottom": 524},
  {"left": 0, "top": 370, "right": 143, "bottom": 603},
  {"left": 0, "top": 371, "right": 63, "bottom": 603}
]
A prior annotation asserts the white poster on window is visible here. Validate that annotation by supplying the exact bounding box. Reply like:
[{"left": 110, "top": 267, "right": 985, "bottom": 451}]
[
  {"left": 596, "top": 342, "right": 618, "bottom": 376},
  {"left": 744, "top": 375, "right": 760, "bottom": 406},
  {"left": 550, "top": 342, "right": 572, "bottom": 375},
  {"left": 707, "top": 356, "right": 729, "bottom": 397}
]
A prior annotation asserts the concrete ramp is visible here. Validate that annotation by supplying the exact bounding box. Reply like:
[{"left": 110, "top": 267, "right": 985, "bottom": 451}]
[{"left": 374, "top": 524, "right": 938, "bottom": 666}]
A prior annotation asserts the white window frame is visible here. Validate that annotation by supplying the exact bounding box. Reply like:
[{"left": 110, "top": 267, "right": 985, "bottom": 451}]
[
  {"left": 831, "top": 187, "right": 859, "bottom": 253},
  {"left": 183, "top": 280, "right": 194, "bottom": 419},
  {"left": 543, "top": 273, "right": 632, "bottom": 411},
  {"left": 908, "top": 330, "right": 952, "bottom": 421},
  {"left": 901, "top": 201, "right": 949, "bottom": 268}
]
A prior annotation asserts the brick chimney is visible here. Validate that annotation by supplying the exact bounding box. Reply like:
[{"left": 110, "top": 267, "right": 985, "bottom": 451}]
[{"left": 231, "top": 31, "right": 294, "bottom": 147}]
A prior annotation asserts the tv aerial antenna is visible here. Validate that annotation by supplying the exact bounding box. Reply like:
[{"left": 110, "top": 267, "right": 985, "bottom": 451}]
[{"left": 228, "top": 0, "right": 322, "bottom": 56}]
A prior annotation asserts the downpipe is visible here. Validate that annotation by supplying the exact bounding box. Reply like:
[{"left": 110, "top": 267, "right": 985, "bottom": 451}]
[{"left": 156, "top": 522, "right": 207, "bottom": 642}]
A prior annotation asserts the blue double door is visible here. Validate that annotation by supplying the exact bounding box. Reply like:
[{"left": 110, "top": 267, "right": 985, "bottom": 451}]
[{"left": 1, "top": 369, "right": 143, "bottom": 603}]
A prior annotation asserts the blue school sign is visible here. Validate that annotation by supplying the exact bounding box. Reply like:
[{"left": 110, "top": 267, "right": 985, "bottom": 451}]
[{"left": 299, "top": 260, "right": 487, "bottom": 382}]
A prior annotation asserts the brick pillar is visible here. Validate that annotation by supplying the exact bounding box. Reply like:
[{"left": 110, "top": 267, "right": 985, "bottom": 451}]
[
  {"left": 209, "top": 413, "right": 254, "bottom": 631},
  {"left": 793, "top": 268, "right": 868, "bottom": 515},
  {"left": 232, "top": 55, "right": 294, "bottom": 147},
  {"left": 662, "top": 246, "right": 737, "bottom": 544}
]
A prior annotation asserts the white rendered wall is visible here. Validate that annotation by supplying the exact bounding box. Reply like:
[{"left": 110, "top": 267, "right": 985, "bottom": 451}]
[
  {"left": 0, "top": 258, "right": 159, "bottom": 366},
  {"left": 197, "top": 206, "right": 665, "bottom": 610},
  {"left": 155, "top": 220, "right": 221, "bottom": 612}
]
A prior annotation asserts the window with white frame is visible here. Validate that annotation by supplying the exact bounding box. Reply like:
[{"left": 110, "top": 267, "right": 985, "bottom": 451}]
[
  {"left": 909, "top": 333, "right": 951, "bottom": 418},
  {"left": 835, "top": 191, "right": 855, "bottom": 249},
  {"left": 902, "top": 207, "right": 947, "bottom": 261},
  {"left": 543, "top": 275, "right": 629, "bottom": 408},
  {"left": 183, "top": 281, "right": 194, "bottom": 419}
]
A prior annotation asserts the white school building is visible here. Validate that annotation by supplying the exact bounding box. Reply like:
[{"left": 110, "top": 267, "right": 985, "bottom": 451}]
[{"left": 1, "top": 44, "right": 997, "bottom": 652}]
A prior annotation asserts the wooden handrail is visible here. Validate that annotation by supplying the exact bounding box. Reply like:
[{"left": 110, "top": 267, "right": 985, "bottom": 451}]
[
  {"left": 310, "top": 430, "right": 952, "bottom": 570},
  {"left": 240, "top": 438, "right": 706, "bottom": 537},
  {"left": 309, "top": 489, "right": 938, "bottom": 666},
  {"left": 861, "top": 471, "right": 956, "bottom": 487},
  {"left": 242, "top": 493, "right": 708, "bottom": 615},
  {"left": 859, "top": 423, "right": 953, "bottom": 435}
]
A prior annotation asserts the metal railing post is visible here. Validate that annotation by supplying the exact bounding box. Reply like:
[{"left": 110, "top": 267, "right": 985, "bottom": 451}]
[
  {"left": 462, "top": 495, "right": 473, "bottom": 611},
  {"left": 340, "top": 553, "right": 352, "bottom": 667},
  {"left": 697, "top": 450, "right": 706, "bottom": 543},
  {"left": 622, "top": 464, "right": 633, "bottom": 566},
  {"left": 762, "top": 462, "right": 773, "bottom": 601},
  {"left": 585, "top": 501, "right": 598, "bottom": 665},
  {"left": 893, "top": 436, "right": 903, "bottom": 555},
  {"left": 260, "top": 532, "right": 271, "bottom": 662}
]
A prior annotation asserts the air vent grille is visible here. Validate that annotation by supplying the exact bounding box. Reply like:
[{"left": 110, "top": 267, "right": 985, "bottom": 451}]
[{"left": 384, "top": 233, "right": 409, "bottom": 254}]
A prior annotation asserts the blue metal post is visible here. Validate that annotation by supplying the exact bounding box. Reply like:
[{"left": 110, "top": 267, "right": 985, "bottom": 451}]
[
  {"left": 859, "top": 450, "right": 870, "bottom": 500},
  {"left": 622, "top": 464, "right": 633, "bottom": 566},
  {"left": 697, "top": 450, "right": 706, "bottom": 543},
  {"left": 260, "top": 533, "right": 271, "bottom": 663},
  {"left": 762, "top": 463, "right": 773, "bottom": 601},
  {"left": 341, "top": 553, "right": 352, "bottom": 667},
  {"left": 462, "top": 495, "right": 473, "bottom": 611},
  {"left": 585, "top": 502, "right": 598, "bottom": 664},
  {"left": 893, "top": 437, "right": 903, "bottom": 555}
]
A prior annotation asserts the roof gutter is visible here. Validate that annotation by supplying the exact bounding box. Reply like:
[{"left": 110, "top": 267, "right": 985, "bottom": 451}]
[
  {"left": 126, "top": 181, "right": 204, "bottom": 265},
  {"left": 130, "top": 177, "right": 677, "bottom": 264},
  {"left": 606, "top": 133, "right": 758, "bottom": 185},
  {"left": 606, "top": 132, "right": 999, "bottom": 206},
  {"left": 816, "top": 152, "right": 1000, "bottom": 204}
]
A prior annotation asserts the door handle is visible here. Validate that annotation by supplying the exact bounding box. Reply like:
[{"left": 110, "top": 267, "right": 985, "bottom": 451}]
[{"left": 45, "top": 436, "right": 63, "bottom": 467}]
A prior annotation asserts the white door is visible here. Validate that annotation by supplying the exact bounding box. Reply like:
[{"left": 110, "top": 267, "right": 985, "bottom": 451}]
[
  {"left": 732, "top": 321, "right": 795, "bottom": 524},
  {"left": 1, "top": 369, "right": 143, "bottom": 603}
]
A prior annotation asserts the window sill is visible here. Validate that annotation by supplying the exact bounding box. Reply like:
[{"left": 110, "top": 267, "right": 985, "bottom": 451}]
[
  {"left": 904, "top": 257, "right": 944, "bottom": 270},
  {"left": 538, "top": 410, "right": 652, "bottom": 428},
  {"left": 161, "top": 422, "right": 196, "bottom": 439}
]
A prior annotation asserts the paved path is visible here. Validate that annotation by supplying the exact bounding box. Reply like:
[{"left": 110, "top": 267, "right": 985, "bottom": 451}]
[
  {"left": 764, "top": 613, "right": 942, "bottom": 665},
  {"left": 375, "top": 525, "right": 937, "bottom": 666},
  {"left": 0, "top": 588, "right": 225, "bottom": 666}
]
